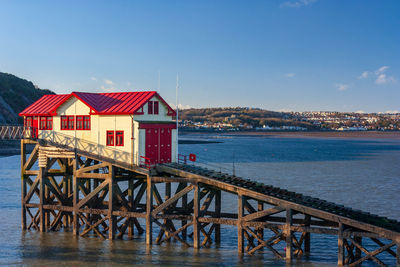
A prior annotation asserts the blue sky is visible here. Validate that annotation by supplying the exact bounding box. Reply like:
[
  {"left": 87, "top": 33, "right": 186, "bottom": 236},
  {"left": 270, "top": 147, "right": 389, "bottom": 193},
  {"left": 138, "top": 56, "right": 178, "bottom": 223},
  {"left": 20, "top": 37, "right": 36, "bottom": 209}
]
[{"left": 0, "top": 0, "right": 399, "bottom": 112}]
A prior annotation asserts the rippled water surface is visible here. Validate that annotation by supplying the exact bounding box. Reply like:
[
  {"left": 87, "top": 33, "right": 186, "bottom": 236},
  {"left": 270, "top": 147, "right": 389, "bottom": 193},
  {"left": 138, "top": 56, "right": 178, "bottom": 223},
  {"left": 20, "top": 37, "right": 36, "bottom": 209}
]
[{"left": 0, "top": 134, "right": 399, "bottom": 266}]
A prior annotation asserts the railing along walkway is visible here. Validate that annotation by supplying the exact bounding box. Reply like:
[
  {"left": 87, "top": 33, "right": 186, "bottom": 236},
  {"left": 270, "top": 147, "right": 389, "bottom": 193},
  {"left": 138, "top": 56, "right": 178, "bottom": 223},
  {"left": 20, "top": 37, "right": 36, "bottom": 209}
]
[
  {"left": 35, "top": 130, "right": 149, "bottom": 175},
  {"left": 0, "top": 125, "right": 27, "bottom": 140}
]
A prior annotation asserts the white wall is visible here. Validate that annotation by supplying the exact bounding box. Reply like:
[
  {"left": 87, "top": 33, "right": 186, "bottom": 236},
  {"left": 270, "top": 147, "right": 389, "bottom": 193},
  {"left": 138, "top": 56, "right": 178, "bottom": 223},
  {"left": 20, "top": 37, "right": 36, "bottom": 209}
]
[{"left": 37, "top": 94, "right": 177, "bottom": 166}]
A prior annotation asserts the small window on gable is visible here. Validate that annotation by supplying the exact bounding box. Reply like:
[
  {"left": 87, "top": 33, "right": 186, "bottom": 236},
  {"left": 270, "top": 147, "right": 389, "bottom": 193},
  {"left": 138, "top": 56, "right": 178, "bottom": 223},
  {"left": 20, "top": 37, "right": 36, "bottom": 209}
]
[
  {"left": 154, "top": 101, "right": 159, "bottom": 115},
  {"left": 106, "top": 131, "right": 114, "bottom": 146},
  {"left": 148, "top": 101, "right": 153, "bottom": 114},
  {"left": 136, "top": 106, "right": 144, "bottom": 114}
]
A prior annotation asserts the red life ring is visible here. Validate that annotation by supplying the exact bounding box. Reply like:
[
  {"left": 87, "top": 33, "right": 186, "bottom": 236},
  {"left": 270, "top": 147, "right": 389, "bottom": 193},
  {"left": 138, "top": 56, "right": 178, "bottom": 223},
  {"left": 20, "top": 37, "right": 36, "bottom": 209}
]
[{"left": 189, "top": 153, "right": 196, "bottom": 162}]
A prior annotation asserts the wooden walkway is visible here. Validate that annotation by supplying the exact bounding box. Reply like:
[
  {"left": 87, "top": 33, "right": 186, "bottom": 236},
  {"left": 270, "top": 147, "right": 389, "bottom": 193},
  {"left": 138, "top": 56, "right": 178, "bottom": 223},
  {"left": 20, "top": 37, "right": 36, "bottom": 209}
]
[{"left": 20, "top": 139, "right": 400, "bottom": 266}]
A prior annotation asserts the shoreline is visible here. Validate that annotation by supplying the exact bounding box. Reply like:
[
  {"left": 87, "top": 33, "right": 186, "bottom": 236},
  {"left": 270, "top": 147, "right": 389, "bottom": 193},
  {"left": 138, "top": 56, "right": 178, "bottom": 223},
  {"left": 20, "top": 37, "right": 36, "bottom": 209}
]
[{"left": 181, "top": 130, "right": 400, "bottom": 140}]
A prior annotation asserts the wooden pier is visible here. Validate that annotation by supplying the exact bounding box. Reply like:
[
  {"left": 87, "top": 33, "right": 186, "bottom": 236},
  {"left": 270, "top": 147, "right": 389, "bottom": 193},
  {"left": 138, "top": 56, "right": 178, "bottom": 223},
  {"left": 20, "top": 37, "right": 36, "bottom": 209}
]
[{"left": 20, "top": 138, "right": 400, "bottom": 266}]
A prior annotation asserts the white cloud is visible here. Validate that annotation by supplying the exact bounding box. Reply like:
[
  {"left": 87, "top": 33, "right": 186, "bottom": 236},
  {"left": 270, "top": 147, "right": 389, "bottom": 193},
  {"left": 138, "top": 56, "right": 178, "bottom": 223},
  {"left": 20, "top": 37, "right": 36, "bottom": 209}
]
[
  {"left": 375, "top": 66, "right": 389, "bottom": 75},
  {"left": 90, "top": 77, "right": 97, "bottom": 81},
  {"left": 281, "top": 0, "right": 317, "bottom": 8},
  {"left": 357, "top": 66, "right": 396, "bottom": 85},
  {"left": 375, "top": 74, "right": 395, "bottom": 85},
  {"left": 100, "top": 85, "right": 116, "bottom": 92},
  {"left": 127, "top": 82, "right": 132, "bottom": 86},
  {"left": 358, "top": 71, "right": 369, "bottom": 79},
  {"left": 355, "top": 110, "right": 365, "bottom": 114},
  {"left": 104, "top": 79, "right": 113, "bottom": 85},
  {"left": 170, "top": 103, "right": 192, "bottom": 110},
  {"left": 336, "top": 83, "right": 350, "bottom": 91},
  {"left": 384, "top": 110, "right": 400, "bottom": 114},
  {"left": 278, "top": 108, "right": 294, "bottom": 112},
  {"left": 285, "top": 73, "right": 296, "bottom": 78}
]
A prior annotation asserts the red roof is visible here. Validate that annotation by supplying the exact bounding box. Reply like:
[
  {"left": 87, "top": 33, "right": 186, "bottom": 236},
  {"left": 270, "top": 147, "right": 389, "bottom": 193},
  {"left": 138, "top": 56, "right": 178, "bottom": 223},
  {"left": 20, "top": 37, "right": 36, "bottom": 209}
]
[
  {"left": 19, "top": 94, "right": 71, "bottom": 116},
  {"left": 19, "top": 91, "right": 176, "bottom": 116}
]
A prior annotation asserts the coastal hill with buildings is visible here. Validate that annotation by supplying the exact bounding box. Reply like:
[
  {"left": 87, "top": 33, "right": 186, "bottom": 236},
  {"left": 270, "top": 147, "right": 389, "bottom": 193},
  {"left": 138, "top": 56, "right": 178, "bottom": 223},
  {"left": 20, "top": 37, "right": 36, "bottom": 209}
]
[
  {"left": 179, "top": 107, "right": 400, "bottom": 132},
  {"left": 0, "top": 72, "right": 398, "bottom": 132}
]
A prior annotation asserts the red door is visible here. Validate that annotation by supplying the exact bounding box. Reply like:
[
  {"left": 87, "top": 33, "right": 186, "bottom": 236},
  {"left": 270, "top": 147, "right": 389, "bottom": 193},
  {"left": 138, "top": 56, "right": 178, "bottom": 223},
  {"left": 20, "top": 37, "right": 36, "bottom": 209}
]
[
  {"left": 159, "top": 128, "right": 172, "bottom": 163},
  {"left": 144, "top": 126, "right": 173, "bottom": 164},
  {"left": 145, "top": 128, "right": 159, "bottom": 164},
  {"left": 32, "top": 116, "right": 38, "bottom": 138}
]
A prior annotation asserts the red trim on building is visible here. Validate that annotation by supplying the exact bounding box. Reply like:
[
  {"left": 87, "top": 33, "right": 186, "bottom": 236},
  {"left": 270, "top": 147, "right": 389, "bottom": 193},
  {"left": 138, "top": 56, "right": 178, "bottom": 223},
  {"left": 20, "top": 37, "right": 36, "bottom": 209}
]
[
  {"left": 116, "top": 131, "right": 124, "bottom": 146},
  {"left": 39, "top": 116, "right": 53, "bottom": 130},
  {"left": 76, "top": 115, "right": 90, "bottom": 130},
  {"left": 148, "top": 101, "right": 153, "bottom": 114},
  {"left": 139, "top": 123, "right": 176, "bottom": 129},
  {"left": 106, "top": 131, "right": 114, "bottom": 146},
  {"left": 19, "top": 94, "right": 71, "bottom": 116},
  {"left": 61, "top": 115, "right": 75, "bottom": 130},
  {"left": 154, "top": 101, "right": 159, "bottom": 115},
  {"left": 19, "top": 91, "right": 176, "bottom": 117}
]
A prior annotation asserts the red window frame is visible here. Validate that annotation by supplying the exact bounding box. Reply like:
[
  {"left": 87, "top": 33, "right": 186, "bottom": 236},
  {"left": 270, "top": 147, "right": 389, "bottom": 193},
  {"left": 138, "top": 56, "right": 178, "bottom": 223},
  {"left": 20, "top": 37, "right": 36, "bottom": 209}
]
[
  {"left": 61, "top": 116, "right": 74, "bottom": 130},
  {"left": 154, "top": 101, "right": 159, "bottom": 115},
  {"left": 39, "top": 116, "right": 53, "bottom": 130},
  {"left": 76, "top": 116, "right": 83, "bottom": 130},
  {"left": 25, "top": 116, "right": 32, "bottom": 127},
  {"left": 84, "top": 116, "right": 90, "bottom": 130},
  {"left": 106, "top": 131, "right": 114, "bottom": 146},
  {"left": 148, "top": 101, "right": 153, "bottom": 114},
  {"left": 76, "top": 115, "right": 90, "bottom": 130},
  {"left": 116, "top": 131, "right": 124, "bottom": 146}
]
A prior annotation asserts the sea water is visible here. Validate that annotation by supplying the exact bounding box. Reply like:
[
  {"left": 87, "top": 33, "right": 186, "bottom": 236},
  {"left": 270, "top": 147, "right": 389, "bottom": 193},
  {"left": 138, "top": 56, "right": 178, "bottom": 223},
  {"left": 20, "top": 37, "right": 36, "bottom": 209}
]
[{"left": 0, "top": 134, "right": 399, "bottom": 266}]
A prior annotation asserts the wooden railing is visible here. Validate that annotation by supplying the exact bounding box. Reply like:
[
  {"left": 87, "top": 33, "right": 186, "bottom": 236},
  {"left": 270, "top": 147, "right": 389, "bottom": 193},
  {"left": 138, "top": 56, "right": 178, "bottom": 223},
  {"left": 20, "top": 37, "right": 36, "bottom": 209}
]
[
  {"left": 37, "top": 130, "right": 137, "bottom": 169},
  {"left": 0, "top": 125, "right": 32, "bottom": 140}
]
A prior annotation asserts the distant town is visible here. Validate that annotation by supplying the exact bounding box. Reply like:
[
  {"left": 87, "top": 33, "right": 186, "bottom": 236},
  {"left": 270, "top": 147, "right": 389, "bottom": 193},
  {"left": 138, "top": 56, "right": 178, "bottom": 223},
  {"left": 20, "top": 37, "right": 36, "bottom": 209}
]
[{"left": 179, "top": 108, "right": 400, "bottom": 131}]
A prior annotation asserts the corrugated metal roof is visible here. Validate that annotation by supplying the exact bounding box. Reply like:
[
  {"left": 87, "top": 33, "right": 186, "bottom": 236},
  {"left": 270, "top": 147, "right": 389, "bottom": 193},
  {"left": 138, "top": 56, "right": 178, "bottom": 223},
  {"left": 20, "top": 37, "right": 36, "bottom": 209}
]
[
  {"left": 19, "top": 94, "right": 71, "bottom": 116},
  {"left": 19, "top": 91, "right": 176, "bottom": 116}
]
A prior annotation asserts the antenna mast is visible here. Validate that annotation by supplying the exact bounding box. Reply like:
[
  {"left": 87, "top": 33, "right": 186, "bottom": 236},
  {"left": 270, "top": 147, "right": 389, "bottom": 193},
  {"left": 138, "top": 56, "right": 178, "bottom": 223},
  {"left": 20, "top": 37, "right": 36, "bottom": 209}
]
[
  {"left": 158, "top": 70, "right": 161, "bottom": 92},
  {"left": 176, "top": 73, "right": 179, "bottom": 162}
]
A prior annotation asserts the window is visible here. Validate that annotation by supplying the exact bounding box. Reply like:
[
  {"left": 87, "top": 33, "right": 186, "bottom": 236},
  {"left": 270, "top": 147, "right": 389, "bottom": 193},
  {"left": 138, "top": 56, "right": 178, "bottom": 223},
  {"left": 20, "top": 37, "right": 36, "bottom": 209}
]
[
  {"left": 61, "top": 116, "right": 74, "bottom": 130},
  {"left": 135, "top": 106, "right": 144, "bottom": 114},
  {"left": 76, "top": 115, "right": 90, "bottom": 130},
  {"left": 116, "top": 131, "right": 124, "bottom": 146},
  {"left": 25, "top": 117, "right": 32, "bottom": 127},
  {"left": 154, "top": 101, "right": 159, "bottom": 115},
  {"left": 148, "top": 101, "right": 159, "bottom": 115},
  {"left": 84, "top": 116, "right": 90, "bottom": 130},
  {"left": 39, "top": 116, "right": 53, "bottom": 130},
  {"left": 106, "top": 131, "right": 114, "bottom": 146}
]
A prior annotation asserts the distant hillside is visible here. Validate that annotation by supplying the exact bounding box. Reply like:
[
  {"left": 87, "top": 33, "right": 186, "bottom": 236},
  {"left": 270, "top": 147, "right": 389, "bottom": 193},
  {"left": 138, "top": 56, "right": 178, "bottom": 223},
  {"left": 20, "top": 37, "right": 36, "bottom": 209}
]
[
  {"left": 0, "top": 72, "right": 54, "bottom": 124},
  {"left": 179, "top": 107, "right": 316, "bottom": 129}
]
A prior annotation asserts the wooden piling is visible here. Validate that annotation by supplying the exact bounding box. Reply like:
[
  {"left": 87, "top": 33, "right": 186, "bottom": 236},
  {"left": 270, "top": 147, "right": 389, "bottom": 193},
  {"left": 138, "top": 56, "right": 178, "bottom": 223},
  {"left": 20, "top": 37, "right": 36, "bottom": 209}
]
[
  {"left": 304, "top": 214, "right": 311, "bottom": 255},
  {"left": 146, "top": 175, "right": 153, "bottom": 245},
  {"left": 108, "top": 165, "right": 115, "bottom": 240},
  {"left": 257, "top": 201, "right": 264, "bottom": 248},
  {"left": 73, "top": 155, "right": 79, "bottom": 236},
  {"left": 182, "top": 182, "right": 188, "bottom": 240},
  {"left": 338, "top": 223, "right": 344, "bottom": 266},
  {"left": 238, "top": 194, "right": 244, "bottom": 254},
  {"left": 128, "top": 178, "right": 134, "bottom": 238},
  {"left": 285, "top": 208, "right": 293, "bottom": 262},
  {"left": 39, "top": 166, "right": 46, "bottom": 232},
  {"left": 215, "top": 189, "right": 221, "bottom": 244},
  {"left": 193, "top": 183, "right": 200, "bottom": 249},
  {"left": 20, "top": 140, "right": 27, "bottom": 230}
]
